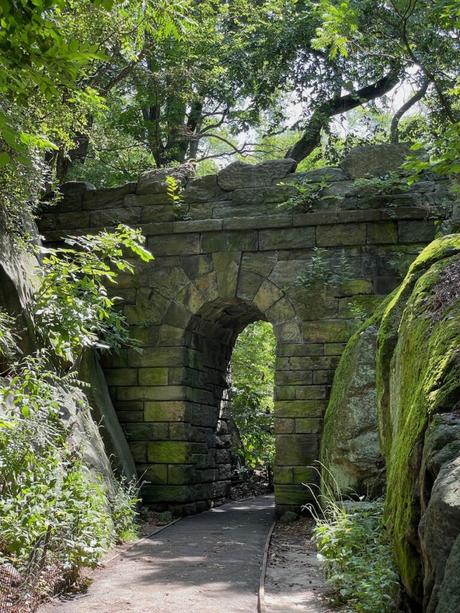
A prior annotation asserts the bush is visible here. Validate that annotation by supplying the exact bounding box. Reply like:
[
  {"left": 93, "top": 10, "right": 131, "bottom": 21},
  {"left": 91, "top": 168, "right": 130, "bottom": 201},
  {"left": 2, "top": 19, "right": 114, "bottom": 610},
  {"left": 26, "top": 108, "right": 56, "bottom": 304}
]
[
  {"left": 312, "top": 497, "right": 400, "bottom": 613},
  {"left": 0, "top": 354, "right": 139, "bottom": 607}
]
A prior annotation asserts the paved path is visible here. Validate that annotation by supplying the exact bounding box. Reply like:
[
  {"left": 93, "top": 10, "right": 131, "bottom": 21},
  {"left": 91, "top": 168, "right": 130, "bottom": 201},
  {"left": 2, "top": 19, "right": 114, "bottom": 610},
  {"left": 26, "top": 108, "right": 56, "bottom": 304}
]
[{"left": 42, "top": 495, "right": 274, "bottom": 613}]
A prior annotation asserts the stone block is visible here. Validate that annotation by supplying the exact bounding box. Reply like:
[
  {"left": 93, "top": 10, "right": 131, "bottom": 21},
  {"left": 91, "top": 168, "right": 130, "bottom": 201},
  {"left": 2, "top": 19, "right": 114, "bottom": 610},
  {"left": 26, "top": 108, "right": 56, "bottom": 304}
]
[
  {"left": 274, "top": 466, "right": 294, "bottom": 484},
  {"left": 317, "top": 223, "right": 366, "bottom": 246},
  {"left": 253, "top": 280, "right": 284, "bottom": 312},
  {"left": 201, "top": 230, "right": 257, "bottom": 252},
  {"left": 142, "top": 484, "right": 196, "bottom": 503},
  {"left": 398, "top": 220, "right": 436, "bottom": 243},
  {"left": 217, "top": 159, "right": 296, "bottom": 190},
  {"left": 324, "top": 343, "right": 346, "bottom": 356},
  {"left": 57, "top": 211, "right": 90, "bottom": 229},
  {"left": 276, "top": 434, "right": 318, "bottom": 466},
  {"left": 275, "top": 370, "right": 313, "bottom": 385},
  {"left": 237, "top": 271, "right": 264, "bottom": 302},
  {"left": 223, "top": 215, "right": 292, "bottom": 231},
  {"left": 241, "top": 251, "right": 277, "bottom": 277},
  {"left": 125, "top": 422, "right": 169, "bottom": 441},
  {"left": 169, "top": 422, "right": 193, "bottom": 440},
  {"left": 341, "top": 144, "right": 409, "bottom": 178},
  {"left": 213, "top": 252, "right": 240, "bottom": 298},
  {"left": 174, "top": 219, "right": 222, "bottom": 233},
  {"left": 138, "top": 463, "right": 168, "bottom": 484},
  {"left": 266, "top": 298, "right": 296, "bottom": 324},
  {"left": 337, "top": 278, "right": 373, "bottom": 296},
  {"left": 104, "top": 368, "right": 138, "bottom": 386},
  {"left": 117, "top": 385, "right": 187, "bottom": 401},
  {"left": 274, "top": 484, "right": 308, "bottom": 505},
  {"left": 144, "top": 401, "right": 190, "bottom": 422},
  {"left": 83, "top": 183, "right": 136, "bottom": 209},
  {"left": 137, "top": 165, "right": 194, "bottom": 195},
  {"left": 293, "top": 466, "right": 317, "bottom": 484},
  {"left": 367, "top": 221, "right": 397, "bottom": 244},
  {"left": 275, "top": 400, "right": 326, "bottom": 418},
  {"left": 259, "top": 227, "right": 315, "bottom": 250},
  {"left": 276, "top": 355, "right": 340, "bottom": 371},
  {"left": 295, "top": 418, "right": 322, "bottom": 434},
  {"left": 276, "top": 385, "right": 326, "bottom": 400},
  {"left": 277, "top": 343, "right": 324, "bottom": 357},
  {"left": 141, "top": 204, "right": 175, "bottom": 223},
  {"left": 148, "top": 441, "right": 191, "bottom": 463},
  {"left": 168, "top": 464, "right": 195, "bottom": 484},
  {"left": 296, "top": 167, "right": 347, "bottom": 183},
  {"left": 130, "top": 441, "right": 147, "bottom": 462},
  {"left": 275, "top": 418, "right": 295, "bottom": 434},
  {"left": 312, "top": 370, "right": 334, "bottom": 385},
  {"left": 302, "top": 320, "right": 355, "bottom": 343},
  {"left": 90, "top": 207, "right": 141, "bottom": 227},
  {"left": 148, "top": 233, "right": 201, "bottom": 256},
  {"left": 183, "top": 174, "right": 221, "bottom": 202},
  {"left": 117, "top": 410, "right": 144, "bottom": 423}
]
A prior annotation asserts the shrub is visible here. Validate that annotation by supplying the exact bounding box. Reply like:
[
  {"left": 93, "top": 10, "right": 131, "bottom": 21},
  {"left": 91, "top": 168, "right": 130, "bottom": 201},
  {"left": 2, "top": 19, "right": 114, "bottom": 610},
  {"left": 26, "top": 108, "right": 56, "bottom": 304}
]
[
  {"left": 33, "top": 224, "right": 153, "bottom": 363},
  {"left": 311, "top": 495, "right": 400, "bottom": 613}
]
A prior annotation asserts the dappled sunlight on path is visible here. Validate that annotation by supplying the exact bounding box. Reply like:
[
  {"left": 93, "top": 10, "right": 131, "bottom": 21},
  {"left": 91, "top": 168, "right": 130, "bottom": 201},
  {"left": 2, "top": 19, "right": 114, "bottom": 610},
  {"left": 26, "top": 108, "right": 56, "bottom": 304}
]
[{"left": 41, "top": 496, "right": 274, "bottom": 613}]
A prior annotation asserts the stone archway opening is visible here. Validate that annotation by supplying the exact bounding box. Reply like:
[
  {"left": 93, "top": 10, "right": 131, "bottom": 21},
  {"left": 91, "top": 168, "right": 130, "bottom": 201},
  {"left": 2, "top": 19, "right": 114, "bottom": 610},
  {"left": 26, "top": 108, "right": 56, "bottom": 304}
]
[
  {"left": 178, "top": 298, "right": 275, "bottom": 510},
  {"left": 228, "top": 320, "right": 276, "bottom": 495}
]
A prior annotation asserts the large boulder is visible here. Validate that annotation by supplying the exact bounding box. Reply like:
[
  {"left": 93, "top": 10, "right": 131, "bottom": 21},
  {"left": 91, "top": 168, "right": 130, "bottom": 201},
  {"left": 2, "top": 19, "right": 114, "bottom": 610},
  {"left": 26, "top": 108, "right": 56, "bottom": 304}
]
[
  {"left": 377, "top": 234, "right": 460, "bottom": 609},
  {"left": 321, "top": 307, "right": 387, "bottom": 498}
]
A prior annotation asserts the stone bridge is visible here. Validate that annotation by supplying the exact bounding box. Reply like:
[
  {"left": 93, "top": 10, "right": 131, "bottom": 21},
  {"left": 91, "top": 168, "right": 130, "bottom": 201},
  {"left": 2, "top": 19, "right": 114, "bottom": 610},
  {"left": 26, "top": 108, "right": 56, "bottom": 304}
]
[{"left": 40, "top": 147, "right": 452, "bottom": 515}]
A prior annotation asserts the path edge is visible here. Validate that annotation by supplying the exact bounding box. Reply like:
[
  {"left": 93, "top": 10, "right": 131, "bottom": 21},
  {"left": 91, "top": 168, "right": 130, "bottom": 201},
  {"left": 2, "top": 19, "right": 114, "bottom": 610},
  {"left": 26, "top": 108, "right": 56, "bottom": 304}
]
[{"left": 258, "top": 519, "right": 276, "bottom": 613}]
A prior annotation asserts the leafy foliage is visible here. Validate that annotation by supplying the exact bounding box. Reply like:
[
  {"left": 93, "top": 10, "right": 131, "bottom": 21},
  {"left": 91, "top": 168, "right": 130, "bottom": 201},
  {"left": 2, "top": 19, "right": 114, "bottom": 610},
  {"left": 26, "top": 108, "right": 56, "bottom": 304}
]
[
  {"left": 0, "top": 356, "right": 139, "bottom": 603},
  {"left": 313, "top": 498, "right": 399, "bottom": 613},
  {"left": 230, "top": 321, "right": 276, "bottom": 476},
  {"left": 295, "top": 248, "right": 355, "bottom": 290},
  {"left": 33, "top": 224, "right": 153, "bottom": 363}
]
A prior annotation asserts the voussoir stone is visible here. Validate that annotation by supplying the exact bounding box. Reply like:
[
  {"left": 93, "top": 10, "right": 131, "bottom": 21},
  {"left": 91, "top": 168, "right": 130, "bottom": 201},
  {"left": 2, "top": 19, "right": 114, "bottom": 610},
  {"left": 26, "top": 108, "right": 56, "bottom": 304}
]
[{"left": 217, "top": 159, "right": 297, "bottom": 191}]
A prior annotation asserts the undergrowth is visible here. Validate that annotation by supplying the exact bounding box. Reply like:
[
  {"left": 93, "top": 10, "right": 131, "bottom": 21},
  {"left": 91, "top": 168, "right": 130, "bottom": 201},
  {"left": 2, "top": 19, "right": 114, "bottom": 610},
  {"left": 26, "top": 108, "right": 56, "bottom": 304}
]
[
  {"left": 306, "top": 468, "right": 400, "bottom": 613},
  {"left": 0, "top": 224, "right": 151, "bottom": 609}
]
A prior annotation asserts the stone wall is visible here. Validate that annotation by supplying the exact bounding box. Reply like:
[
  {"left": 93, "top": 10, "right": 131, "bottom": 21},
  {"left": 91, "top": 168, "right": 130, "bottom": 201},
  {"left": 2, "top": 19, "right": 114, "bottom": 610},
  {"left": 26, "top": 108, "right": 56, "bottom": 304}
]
[{"left": 39, "top": 148, "right": 453, "bottom": 514}]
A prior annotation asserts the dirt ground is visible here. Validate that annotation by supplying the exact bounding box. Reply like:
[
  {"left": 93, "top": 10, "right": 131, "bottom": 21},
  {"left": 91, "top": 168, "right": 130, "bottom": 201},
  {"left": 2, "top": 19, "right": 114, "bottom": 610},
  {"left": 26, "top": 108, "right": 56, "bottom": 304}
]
[{"left": 263, "top": 517, "right": 337, "bottom": 613}]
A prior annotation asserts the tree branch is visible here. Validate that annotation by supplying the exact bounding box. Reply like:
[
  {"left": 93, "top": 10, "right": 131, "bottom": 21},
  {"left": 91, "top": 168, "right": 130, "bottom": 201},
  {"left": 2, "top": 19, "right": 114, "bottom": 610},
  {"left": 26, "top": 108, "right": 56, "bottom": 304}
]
[
  {"left": 390, "top": 79, "right": 429, "bottom": 143},
  {"left": 286, "top": 68, "right": 401, "bottom": 162}
]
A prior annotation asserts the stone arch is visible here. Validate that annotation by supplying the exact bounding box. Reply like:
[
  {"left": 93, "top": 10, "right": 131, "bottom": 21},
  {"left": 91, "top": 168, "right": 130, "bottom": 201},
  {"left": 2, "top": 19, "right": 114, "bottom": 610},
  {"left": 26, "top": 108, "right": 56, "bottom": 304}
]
[{"left": 41, "top": 153, "right": 451, "bottom": 514}]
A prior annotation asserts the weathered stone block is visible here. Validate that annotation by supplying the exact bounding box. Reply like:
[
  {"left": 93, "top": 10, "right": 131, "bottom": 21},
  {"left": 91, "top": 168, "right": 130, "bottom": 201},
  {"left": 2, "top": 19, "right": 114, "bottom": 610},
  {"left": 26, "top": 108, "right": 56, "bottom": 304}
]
[
  {"left": 148, "top": 233, "right": 201, "bottom": 256},
  {"left": 302, "top": 320, "right": 355, "bottom": 343},
  {"left": 274, "top": 484, "right": 308, "bottom": 505},
  {"left": 367, "top": 221, "right": 397, "bottom": 244},
  {"left": 125, "top": 422, "right": 169, "bottom": 441},
  {"left": 276, "top": 434, "right": 318, "bottom": 466},
  {"left": 275, "top": 370, "right": 313, "bottom": 385},
  {"left": 274, "top": 466, "right": 294, "bottom": 484},
  {"left": 253, "top": 279, "right": 284, "bottom": 312},
  {"left": 201, "top": 230, "right": 257, "bottom": 252},
  {"left": 217, "top": 159, "right": 296, "bottom": 191},
  {"left": 295, "top": 418, "right": 322, "bottom": 434},
  {"left": 275, "top": 400, "right": 326, "bottom": 418},
  {"left": 137, "top": 463, "right": 168, "bottom": 483},
  {"left": 148, "top": 441, "right": 191, "bottom": 463},
  {"left": 274, "top": 418, "right": 295, "bottom": 434},
  {"left": 259, "top": 227, "right": 315, "bottom": 250},
  {"left": 398, "top": 220, "right": 436, "bottom": 243},
  {"left": 183, "top": 174, "right": 221, "bottom": 202},
  {"left": 104, "top": 368, "right": 138, "bottom": 386},
  {"left": 90, "top": 207, "right": 141, "bottom": 227},
  {"left": 144, "top": 401, "right": 189, "bottom": 422},
  {"left": 341, "top": 144, "right": 408, "bottom": 178},
  {"left": 317, "top": 223, "right": 366, "bottom": 246},
  {"left": 168, "top": 464, "right": 195, "bottom": 484},
  {"left": 277, "top": 343, "right": 324, "bottom": 357}
]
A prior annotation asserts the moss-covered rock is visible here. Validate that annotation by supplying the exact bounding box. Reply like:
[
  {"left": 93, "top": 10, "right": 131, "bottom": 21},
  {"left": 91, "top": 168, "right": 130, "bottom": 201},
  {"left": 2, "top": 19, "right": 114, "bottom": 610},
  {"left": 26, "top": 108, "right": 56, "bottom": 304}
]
[
  {"left": 376, "top": 234, "right": 460, "bottom": 607},
  {"left": 321, "top": 299, "right": 389, "bottom": 498}
]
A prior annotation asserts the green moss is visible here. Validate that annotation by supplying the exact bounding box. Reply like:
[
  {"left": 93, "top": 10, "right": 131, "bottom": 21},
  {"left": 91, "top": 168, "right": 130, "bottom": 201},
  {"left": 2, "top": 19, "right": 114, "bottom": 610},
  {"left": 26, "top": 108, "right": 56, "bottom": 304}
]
[{"left": 376, "top": 236, "right": 460, "bottom": 601}]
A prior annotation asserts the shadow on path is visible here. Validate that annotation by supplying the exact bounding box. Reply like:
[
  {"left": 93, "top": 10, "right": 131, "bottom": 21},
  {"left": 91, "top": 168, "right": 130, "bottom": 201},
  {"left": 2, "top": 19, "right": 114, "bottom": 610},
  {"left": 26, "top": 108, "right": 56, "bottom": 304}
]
[{"left": 42, "top": 495, "right": 275, "bottom": 613}]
